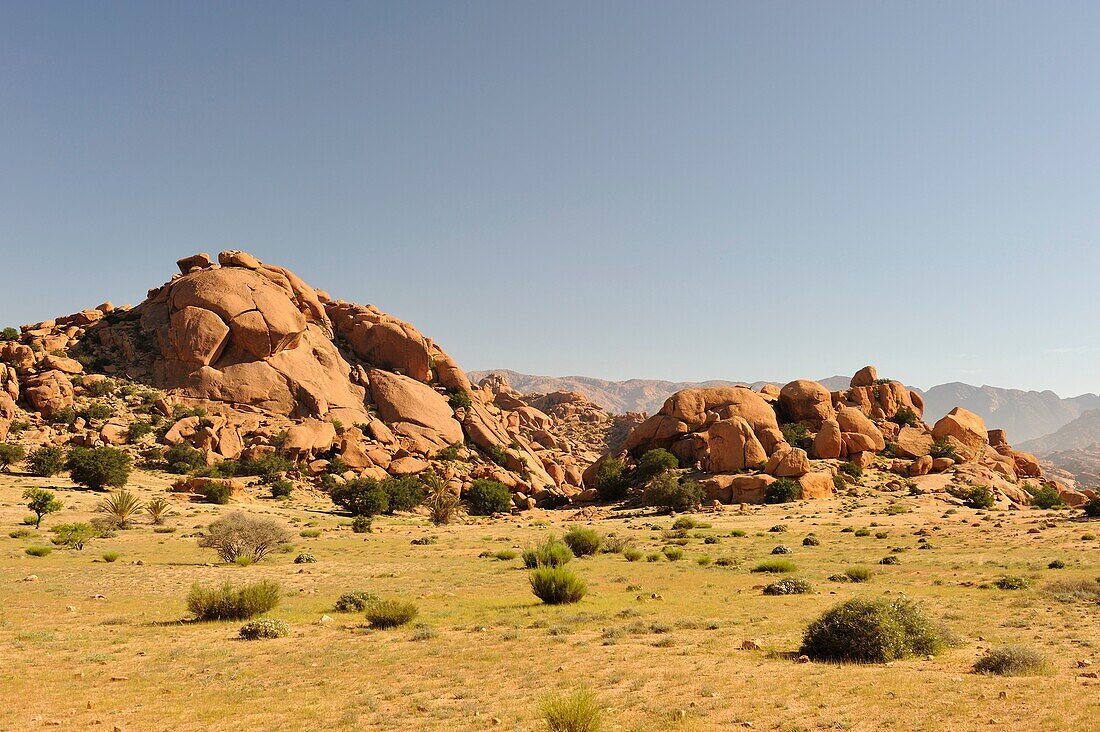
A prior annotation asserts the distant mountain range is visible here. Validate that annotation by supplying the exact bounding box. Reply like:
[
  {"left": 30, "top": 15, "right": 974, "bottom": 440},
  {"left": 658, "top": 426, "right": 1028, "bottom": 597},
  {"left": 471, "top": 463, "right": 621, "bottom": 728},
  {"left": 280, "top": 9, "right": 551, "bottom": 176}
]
[{"left": 469, "top": 369, "right": 1100, "bottom": 446}]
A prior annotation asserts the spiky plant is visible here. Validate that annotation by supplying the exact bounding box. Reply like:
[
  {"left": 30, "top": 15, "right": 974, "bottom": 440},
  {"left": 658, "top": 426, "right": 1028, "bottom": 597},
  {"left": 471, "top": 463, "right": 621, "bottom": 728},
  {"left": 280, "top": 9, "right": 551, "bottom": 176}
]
[
  {"left": 144, "top": 496, "right": 174, "bottom": 525},
  {"left": 96, "top": 489, "right": 144, "bottom": 528}
]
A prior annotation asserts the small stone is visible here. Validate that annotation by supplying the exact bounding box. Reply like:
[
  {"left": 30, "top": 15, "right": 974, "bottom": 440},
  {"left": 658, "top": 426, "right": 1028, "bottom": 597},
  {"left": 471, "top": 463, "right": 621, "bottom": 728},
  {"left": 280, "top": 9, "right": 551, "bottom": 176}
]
[
  {"left": 318, "top": 615, "right": 334, "bottom": 624},
  {"left": 23, "top": 575, "right": 38, "bottom": 582},
  {"left": 797, "top": 655, "right": 810, "bottom": 664}
]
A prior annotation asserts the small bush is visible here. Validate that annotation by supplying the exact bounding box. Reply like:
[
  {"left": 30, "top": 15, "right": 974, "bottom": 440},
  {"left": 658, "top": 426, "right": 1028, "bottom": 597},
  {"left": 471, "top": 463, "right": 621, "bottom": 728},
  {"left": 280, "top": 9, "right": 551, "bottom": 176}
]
[
  {"left": 730, "top": 529, "right": 747, "bottom": 538},
  {"left": 522, "top": 537, "right": 573, "bottom": 568},
  {"left": 465, "top": 479, "right": 513, "bottom": 515},
  {"left": 144, "top": 497, "right": 174, "bottom": 525},
  {"left": 961, "top": 485, "right": 995, "bottom": 509},
  {"left": 671, "top": 516, "right": 698, "bottom": 530},
  {"left": 1026, "top": 483, "right": 1066, "bottom": 510},
  {"left": 781, "top": 422, "right": 812, "bottom": 450},
  {"left": 891, "top": 406, "right": 920, "bottom": 427},
  {"left": 800, "top": 597, "right": 947, "bottom": 663},
  {"left": 0, "top": 326, "right": 18, "bottom": 340},
  {"left": 96, "top": 489, "right": 143, "bottom": 528},
  {"left": 51, "top": 522, "right": 96, "bottom": 549},
  {"left": 530, "top": 566, "right": 587, "bottom": 605},
  {"left": 540, "top": 688, "right": 603, "bottom": 732},
  {"left": 1047, "top": 559, "right": 1066, "bottom": 570},
  {"left": 197, "top": 512, "right": 291, "bottom": 564},
  {"left": 493, "top": 549, "right": 517, "bottom": 561},
  {"left": 974, "top": 645, "right": 1049, "bottom": 676},
  {"left": 197, "top": 481, "right": 234, "bottom": 505},
  {"left": 102, "top": 551, "right": 120, "bottom": 562},
  {"left": 929, "top": 439, "right": 958, "bottom": 461},
  {"left": 381, "top": 476, "right": 426, "bottom": 513},
  {"left": 636, "top": 449, "right": 679, "bottom": 483},
  {"left": 644, "top": 472, "right": 703, "bottom": 513},
  {"left": 661, "top": 546, "right": 683, "bottom": 561},
  {"left": 269, "top": 480, "right": 293, "bottom": 499},
  {"left": 763, "top": 578, "right": 813, "bottom": 595},
  {"left": 329, "top": 477, "right": 389, "bottom": 517},
  {"left": 23, "top": 487, "right": 63, "bottom": 528},
  {"left": 802, "top": 535, "right": 820, "bottom": 547},
  {"left": 854, "top": 527, "right": 871, "bottom": 537},
  {"left": 66, "top": 447, "right": 131, "bottom": 490},
  {"left": 164, "top": 443, "right": 208, "bottom": 474},
  {"left": 994, "top": 575, "right": 1031, "bottom": 590},
  {"left": 752, "top": 558, "right": 796, "bottom": 573},
  {"left": 421, "top": 470, "right": 459, "bottom": 525},
  {"left": 364, "top": 598, "right": 419, "bottom": 629},
  {"left": 593, "top": 456, "right": 631, "bottom": 501},
  {"left": 27, "top": 446, "right": 65, "bottom": 477},
  {"left": 769, "top": 524, "right": 789, "bottom": 533},
  {"left": 765, "top": 478, "right": 801, "bottom": 504},
  {"left": 239, "top": 618, "right": 289, "bottom": 640},
  {"left": 845, "top": 567, "right": 873, "bottom": 582},
  {"left": 623, "top": 548, "right": 643, "bottom": 562},
  {"left": 25, "top": 545, "right": 53, "bottom": 557},
  {"left": 447, "top": 390, "right": 472, "bottom": 410},
  {"left": 0, "top": 443, "right": 26, "bottom": 472},
  {"left": 563, "top": 526, "right": 602, "bottom": 557},
  {"left": 1083, "top": 496, "right": 1100, "bottom": 518},
  {"left": 299, "top": 528, "right": 321, "bottom": 538},
  {"left": 333, "top": 590, "right": 379, "bottom": 612},
  {"left": 187, "top": 580, "right": 281, "bottom": 621},
  {"left": 839, "top": 461, "right": 863, "bottom": 479},
  {"left": 350, "top": 516, "right": 373, "bottom": 533},
  {"left": 1044, "top": 578, "right": 1100, "bottom": 603}
]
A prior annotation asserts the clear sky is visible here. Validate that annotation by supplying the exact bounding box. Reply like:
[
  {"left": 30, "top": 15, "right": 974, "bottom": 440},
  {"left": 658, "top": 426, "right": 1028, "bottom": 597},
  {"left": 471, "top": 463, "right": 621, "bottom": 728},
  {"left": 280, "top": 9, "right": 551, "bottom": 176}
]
[{"left": 2, "top": 2, "right": 1098, "bottom": 395}]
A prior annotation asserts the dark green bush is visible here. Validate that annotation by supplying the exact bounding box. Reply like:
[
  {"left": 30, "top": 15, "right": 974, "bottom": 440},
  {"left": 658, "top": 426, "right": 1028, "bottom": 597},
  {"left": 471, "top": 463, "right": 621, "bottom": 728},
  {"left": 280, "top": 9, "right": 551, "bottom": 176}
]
[
  {"left": 465, "top": 479, "right": 512, "bottom": 515},
  {"left": 974, "top": 645, "right": 1048, "bottom": 675},
  {"left": 126, "top": 420, "right": 153, "bottom": 441},
  {"left": 330, "top": 477, "right": 389, "bottom": 516},
  {"left": 839, "top": 461, "right": 863, "bottom": 479},
  {"left": 802, "top": 535, "right": 820, "bottom": 547},
  {"left": 198, "top": 481, "right": 234, "bottom": 505},
  {"left": 270, "top": 479, "right": 294, "bottom": 499},
  {"left": 333, "top": 590, "right": 379, "bottom": 612},
  {"left": 522, "top": 537, "right": 573, "bottom": 568},
  {"left": 929, "top": 439, "right": 958, "bottom": 461},
  {"left": 530, "top": 566, "right": 587, "bottom": 604},
  {"left": 164, "top": 443, "right": 208, "bottom": 474},
  {"left": 186, "top": 580, "right": 281, "bottom": 621},
  {"left": 890, "top": 407, "right": 920, "bottom": 427},
  {"left": 381, "top": 476, "right": 426, "bottom": 513},
  {"left": 351, "top": 516, "right": 373, "bottom": 533},
  {"left": 993, "top": 575, "right": 1031, "bottom": 590},
  {"left": 364, "top": 598, "right": 419, "bottom": 629},
  {"left": 0, "top": 327, "right": 19, "bottom": 341},
  {"left": 635, "top": 449, "right": 678, "bottom": 482},
  {"left": 800, "top": 597, "right": 947, "bottom": 663},
  {"left": 593, "top": 456, "right": 630, "bottom": 501},
  {"left": 1026, "top": 483, "right": 1066, "bottom": 510},
  {"left": 447, "top": 390, "right": 472, "bottom": 410},
  {"left": 765, "top": 478, "right": 801, "bottom": 504},
  {"left": 781, "top": 422, "right": 812, "bottom": 450},
  {"left": 0, "top": 443, "right": 26, "bottom": 471},
  {"left": 81, "top": 402, "right": 115, "bottom": 422},
  {"left": 1084, "top": 496, "right": 1100, "bottom": 518},
  {"left": 66, "top": 447, "right": 131, "bottom": 489},
  {"left": 962, "top": 486, "right": 995, "bottom": 509},
  {"left": 763, "top": 578, "right": 813, "bottom": 595},
  {"left": 643, "top": 472, "right": 703, "bottom": 512},
  {"left": 23, "top": 487, "right": 62, "bottom": 528},
  {"left": 563, "top": 526, "right": 602, "bottom": 557}
]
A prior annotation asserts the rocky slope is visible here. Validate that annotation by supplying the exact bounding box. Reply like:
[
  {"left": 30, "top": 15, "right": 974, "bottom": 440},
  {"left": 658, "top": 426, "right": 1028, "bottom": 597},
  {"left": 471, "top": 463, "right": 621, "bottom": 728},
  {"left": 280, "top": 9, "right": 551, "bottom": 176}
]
[{"left": 0, "top": 250, "right": 594, "bottom": 508}]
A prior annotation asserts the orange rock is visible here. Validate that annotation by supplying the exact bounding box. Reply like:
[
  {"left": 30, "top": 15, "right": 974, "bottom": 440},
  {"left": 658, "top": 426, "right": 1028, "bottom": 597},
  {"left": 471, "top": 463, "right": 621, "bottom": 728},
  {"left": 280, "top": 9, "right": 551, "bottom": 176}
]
[
  {"left": 812, "top": 419, "right": 843, "bottom": 459},
  {"left": 779, "top": 380, "right": 835, "bottom": 426},
  {"left": 931, "top": 407, "right": 988, "bottom": 461}
]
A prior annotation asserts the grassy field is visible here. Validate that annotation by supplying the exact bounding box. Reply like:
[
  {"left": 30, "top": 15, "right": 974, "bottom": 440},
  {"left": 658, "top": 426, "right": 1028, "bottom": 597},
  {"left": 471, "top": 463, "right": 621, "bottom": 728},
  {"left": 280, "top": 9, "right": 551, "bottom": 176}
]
[{"left": 1, "top": 469, "right": 1097, "bottom": 731}]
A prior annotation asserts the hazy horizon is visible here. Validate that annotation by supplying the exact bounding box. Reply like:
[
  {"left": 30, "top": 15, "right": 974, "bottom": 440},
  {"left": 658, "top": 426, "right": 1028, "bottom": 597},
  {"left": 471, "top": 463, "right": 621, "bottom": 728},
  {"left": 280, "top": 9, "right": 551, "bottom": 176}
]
[{"left": 3, "top": 2, "right": 1099, "bottom": 395}]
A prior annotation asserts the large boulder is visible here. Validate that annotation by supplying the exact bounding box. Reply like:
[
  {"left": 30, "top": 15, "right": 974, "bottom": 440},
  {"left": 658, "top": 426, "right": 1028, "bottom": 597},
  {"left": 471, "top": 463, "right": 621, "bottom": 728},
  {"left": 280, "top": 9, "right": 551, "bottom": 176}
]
[
  {"left": 706, "top": 417, "right": 768, "bottom": 473},
  {"left": 835, "top": 407, "right": 885, "bottom": 452},
  {"left": 368, "top": 369, "right": 463, "bottom": 448},
  {"left": 23, "top": 370, "right": 74, "bottom": 418},
  {"left": 779, "top": 380, "right": 835, "bottom": 426},
  {"left": 894, "top": 426, "right": 933, "bottom": 459},
  {"left": 931, "top": 407, "right": 988, "bottom": 461},
  {"left": 812, "top": 419, "right": 843, "bottom": 459}
]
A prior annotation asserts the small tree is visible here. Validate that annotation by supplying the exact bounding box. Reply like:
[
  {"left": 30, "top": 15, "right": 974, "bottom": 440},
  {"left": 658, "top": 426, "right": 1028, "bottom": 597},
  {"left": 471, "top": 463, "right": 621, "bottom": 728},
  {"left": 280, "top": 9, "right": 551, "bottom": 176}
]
[
  {"left": 643, "top": 472, "right": 703, "bottom": 513},
  {"left": 23, "top": 487, "right": 62, "bottom": 528},
  {"left": 0, "top": 443, "right": 26, "bottom": 472},
  {"left": 66, "top": 447, "right": 131, "bottom": 490},
  {"left": 465, "top": 479, "right": 512, "bottom": 515},
  {"left": 329, "top": 477, "right": 389, "bottom": 517},
  {"left": 0, "top": 327, "right": 19, "bottom": 341},
  {"left": 635, "top": 449, "right": 678, "bottom": 483},
  {"left": 197, "top": 512, "right": 290, "bottom": 564},
  {"left": 422, "top": 471, "right": 460, "bottom": 525},
  {"left": 765, "top": 478, "right": 802, "bottom": 504},
  {"left": 27, "top": 446, "right": 66, "bottom": 477},
  {"left": 593, "top": 456, "right": 630, "bottom": 501}
]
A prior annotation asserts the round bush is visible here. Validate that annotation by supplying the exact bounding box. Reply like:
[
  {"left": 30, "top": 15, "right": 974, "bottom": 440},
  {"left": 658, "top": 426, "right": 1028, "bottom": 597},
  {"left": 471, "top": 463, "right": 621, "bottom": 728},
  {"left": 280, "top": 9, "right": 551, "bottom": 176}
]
[
  {"left": 974, "top": 645, "right": 1048, "bottom": 675},
  {"left": 333, "top": 590, "right": 378, "bottom": 613},
  {"left": 27, "top": 446, "right": 66, "bottom": 477},
  {"left": 529, "top": 566, "right": 587, "bottom": 605},
  {"left": 239, "top": 618, "right": 289, "bottom": 640},
  {"left": 593, "top": 456, "right": 631, "bottom": 501},
  {"left": 465, "top": 479, "right": 513, "bottom": 515},
  {"left": 643, "top": 472, "right": 703, "bottom": 513},
  {"left": 522, "top": 537, "right": 573, "bottom": 568},
  {"left": 763, "top": 577, "right": 813, "bottom": 595},
  {"left": 635, "top": 449, "right": 679, "bottom": 482},
  {"left": 66, "top": 447, "right": 132, "bottom": 490},
  {"left": 800, "top": 597, "right": 946, "bottom": 663},
  {"left": 765, "top": 478, "right": 801, "bottom": 504},
  {"left": 563, "top": 526, "right": 602, "bottom": 557},
  {"left": 364, "top": 598, "right": 419, "bottom": 629},
  {"left": 270, "top": 480, "right": 294, "bottom": 499}
]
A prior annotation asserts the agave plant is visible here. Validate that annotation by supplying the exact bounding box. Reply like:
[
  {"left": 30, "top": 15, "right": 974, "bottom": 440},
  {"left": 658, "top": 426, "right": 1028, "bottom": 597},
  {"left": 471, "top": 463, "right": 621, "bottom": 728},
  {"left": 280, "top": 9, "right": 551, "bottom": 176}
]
[
  {"left": 145, "top": 496, "right": 175, "bottom": 525},
  {"left": 96, "top": 489, "right": 144, "bottom": 528}
]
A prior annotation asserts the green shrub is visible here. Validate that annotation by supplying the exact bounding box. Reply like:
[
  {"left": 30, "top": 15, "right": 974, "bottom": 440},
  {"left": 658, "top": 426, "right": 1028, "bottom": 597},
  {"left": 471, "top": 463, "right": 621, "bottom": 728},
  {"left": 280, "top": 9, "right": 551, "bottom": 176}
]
[
  {"left": 593, "top": 456, "right": 630, "bottom": 501},
  {"left": 66, "top": 447, "right": 131, "bottom": 489},
  {"left": 186, "top": 580, "right": 281, "bottom": 621},
  {"left": 0, "top": 326, "right": 19, "bottom": 341},
  {"left": 800, "top": 597, "right": 947, "bottom": 663},
  {"left": 270, "top": 479, "right": 294, "bottom": 499},
  {"left": 239, "top": 453, "right": 293, "bottom": 483},
  {"left": 929, "top": 439, "right": 958, "bottom": 461},
  {"left": 623, "top": 548, "right": 643, "bottom": 562},
  {"left": 486, "top": 444, "right": 509, "bottom": 467},
  {"left": 522, "top": 537, "right": 573, "bottom": 568},
  {"left": 330, "top": 477, "right": 388, "bottom": 516},
  {"left": 23, "top": 487, "right": 62, "bottom": 528},
  {"left": 530, "top": 566, "right": 587, "bottom": 604},
  {"left": 239, "top": 618, "right": 289, "bottom": 640},
  {"left": 781, "top": 422, "right": 812, "bottom": 450},
  {"left": 364, "top": 598, "right": 419, "bottom": 629},
  {"left": 81, "top": 402, "right": 115, "bottom": 422},
  {"left": 26, "top": 446, "right": 65, "bottom": 477},
  {"left": 447, "top": 390, "right": 472, "bottom": 409},
  {"left": 661, "top": 546, "right": 683, "bottom": 561},
  {"left": 25, "top": 545, "right": 53, "bottom": 557},
  {"left": 890, "top": 407, "right": 919, "bottom": 427},
  {"left": 126, "top": 420, "right": 153, "bottom": 441},
  {"left": 974, "top": 645, "right": 1049, "bottom": 676},
  {"left": 96, "top": 489, "right": 143, "bottom": 528},
  {"left": 164, "top": 443, "right": 207, "bottom": 474},
  {"left": 195, "top": 481, "right": 232, "bottom": 504},
  {"left": 644, "top": 472, "right": 703, "bottom": 513},
  {"left": 730, "top": 529, "right": 747, "bottom": 538},
  {"left": 752, "top": 558, "right": 796, "bottom": 573},
  {"left": 465, "top": 479, "right": 512, "bottom": 515},
  {"left": 493, "top": 549, "right": 517, "bottom": 561},
  {"left": 351, "top": 516, "right": 373, "bottom": 533},
  {"left": 635, "top": 449, "right": 679, "bottom": 482},
  {"left": 854, "top": 527, "right": 871, "bottom": 537},
  {"left": 299, "top": 528, "right": 321, "bottom": 538},
  {"left": 540, "top": 688, "right": 603, "bottom": 732},
  {"left": 1044, "top": 578, "right": 1100, "bottom": 603},
  {"left": 437, "top": 443, "right": 463, "bottom": 461},
  {"left": 101, "top": 550, "right": 120, "bottom": 563},
  {"left": 1026, "top": 483, "right": 1066, "bottom": 510},
  {"left": 333, "top": 591, "right": 379, "bottom": 612},
  {"left": 994, "top": 575, "right": 1031, "bottom": 590},
  {"left": 879, "top": 555, "right": 900, "bottom": 565},
  {"left": 1084, "top": 496, "right": 1100, "bottom": 518},
  {"left": 763, "top": 578, "right": 813, "bottom": 595},
  {"left": 51, "top": 522, "right": 96, "bottom": 549},
  {"left": 1047, "top": 559, "right": 1066, "bottom": 569},
  {"left": 845, "top": 567, "right": 873, "bottom": 582},
  {"left": 0, "top": 443, "right": 26, "bottom": 472},
  {"left": 671, "top": 516, "right": 698, "bottom": 530},
  {"left": 421, "top": 470, "right": 460, "bottom": 525},
  {"left": 563, "top": 526, "right": 602, "bottom": 557},
  {"left": 765, "top": 478, "right": 801, "bottom": 504},
  {"left": 381, "top": 476, "right": 426, "bottom": 513},
  {"left": 197, "top": 512, "right": 290, "bottom": 564}
]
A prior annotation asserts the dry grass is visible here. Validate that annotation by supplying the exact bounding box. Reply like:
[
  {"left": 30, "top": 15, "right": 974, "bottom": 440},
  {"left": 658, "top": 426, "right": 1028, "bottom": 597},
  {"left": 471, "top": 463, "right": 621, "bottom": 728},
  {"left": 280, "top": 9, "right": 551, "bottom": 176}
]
[{"left": 0, "top": 467, "right": 1098, "bottom": 730}]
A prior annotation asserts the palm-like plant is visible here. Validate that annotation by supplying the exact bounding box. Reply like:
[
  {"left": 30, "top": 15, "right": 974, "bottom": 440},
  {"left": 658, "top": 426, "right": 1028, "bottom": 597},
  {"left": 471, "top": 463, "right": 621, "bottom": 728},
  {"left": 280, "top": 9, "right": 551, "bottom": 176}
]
[
  {"left": 96, "top": 489, "right": 144, "bottom": 528},
  {"left": 145, "top": 496, "right": 175, "bottom": 525},
  {"left": 421, "top": 470, "right": 460, "bottom": 525}
]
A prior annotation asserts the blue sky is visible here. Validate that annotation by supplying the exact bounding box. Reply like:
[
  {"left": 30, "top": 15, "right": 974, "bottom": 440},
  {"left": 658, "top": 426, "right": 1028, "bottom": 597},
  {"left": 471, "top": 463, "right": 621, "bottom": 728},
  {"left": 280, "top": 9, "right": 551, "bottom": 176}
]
[{"left": 2, "top": 2, "right": 1098, "bottom": 394}]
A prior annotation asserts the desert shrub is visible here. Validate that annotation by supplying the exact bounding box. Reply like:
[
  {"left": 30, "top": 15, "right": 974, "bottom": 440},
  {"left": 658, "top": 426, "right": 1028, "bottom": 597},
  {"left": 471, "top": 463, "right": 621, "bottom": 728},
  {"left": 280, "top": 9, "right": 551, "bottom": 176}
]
[
  {"left": 197, "top": 512, "right": 290, "bottom": 564},
  {"left": 197, "top": 481, "right": 233, "bottom": 504},
  {"left": 644, "top": 472, "right": 703, "bottom": 513},
  {"left": 51, "top": 522, "right": 97, "bottom": 549},
  {"left": 802, "top": 535, "right": 820, "bottom": 547},
  {"left": 540, "top": 688, "right": 603, "bottom": 732},
  {"left": 164, "top": 443, "right": 207, "bottom": 474},
  {"left": 436, "top": 443, "right": 462, "bottom": 461},
  {"left": 765, "top": 478, "right": 801, "bottom": 504},
  {"left": 66, "top": 447, "right": 131, "bottom": 489},
  {"left": 635, "top": 449, "right": 679, "bottom": 483},
  {"left": 333, "top": 591, "right": 379, "bottom": 612},
  {"left": 26, "top": 446, "right": 65, "bottom": 477},
  {"left": 187, "top": 580, "right": 281, "bottom": 621},
  {"left": 845, "top": 567, "right": 873, "bottom": 582},
  {"left": 239, "top": 453, "right": 294, "bottom": 483},
  {"left": 840, "top": 461, "right": 863, "bottom": 479},
  {"left": 1047, "top": 559, "right": 1066, "bottom": 569},
  {"left": 929, "top": 439, "right": 958, "bottom": 461},
  {"left": 25, "top": 545, "right": 53, "bottom": 557},
  {"left": 1083, "top": 496, "right": 1100, "bottom": 518},
  {"left": 465, "top": 479, "right": 512, "bottom": 515},
  {"left": 593, "top": 456, "right": 630, "bottom": 501},
  {"left": 1044, "top": 578, "right": 1100, "bottom": 603},
  {"left": 854, "top": 527, "right": 871, "bottom": 537},
  {"left": 563, "top": 526, "right": 602, "bottom": 557},
  {"left": 102, "top": 551, "right": 120, "bottom": 563},
  {"left": 381, "top": 476, "right": 426, "bottom": 513},
  {"left": 239, "top": 618, "right": 289, "bottom": 640},
  {"left": 752, "top": 558, "right": 796, "bottom": 573},
  {"left": 493, "top": 549, "right": 517, "bottom": 560},
  {"left": 81, "top": 402, "right": 115, "bottom": 422},
  {"left": 661, "top": 546, "right": 683, "bottom": 561},
  {"left": 623, "top": 548, "right": 643, "bottom": 562},
  {"left": 0, "top": 443, "right": 26, "bottom": 472},
  {"left": 364, "top": 598, "right": 419, "bottom": 629},
  {"left": 144, "top": 497, "right": 174, "bottom": 524},
  {"left": 763, "top": 578, "right": 813, "bottom": 595},
  {"left": 671, "top": 516, "right": 699, "bottom": 530},
  {"left": 9, "top": 528, "right": 32, "bottom": 539},
  {"left": 879, "top": 555, "right": 901, "bottom": 565},
  {"left": 126, "top": 420, "right": 153, "bottom": 441},
  {"left": 781, "top": 422, "right": 812, "bottom": 450},
  {"left": 329, "top": 477, "right": 388, "bottom": 516},
  {"left": 486, "top": 444, "right": 509, "bottom": 467},
  {"left": 0, "top": 326, "right": 18, "bottom": 340},
  {"left": 96, "top": 489, "right": 143, "bottom": 528},
  {"left": 84, "top": 378, "right": 116, "bottom": 397},
  {"left": 23, "top": 487, "right": 62, "bottom": 528},
  {"left": 974, "top": 645, "right": 1049, "bottom": 676},
  {"left": 447, "top": 390, "right": 472, "bottom": 410},
  {"left": 270, "top": 479, "right": 293, "bottom": 499},
  {"left": 1026, "top": 483, "right": 1066, "bottom": 510},
  {"left": 993, "top": 575, "right": 1031, "bottom": 590},
  {"left": 351, "top": 516, "right": 373, "bottom": 533},
  {"left": 771, "top": 545, "right": 792, "bottom": 555},
  {"left": 294, "top": 552, "right": 316, "bottom": 564},
  {"left": 530, "top": 566, "right": 587, "bottom": 605},
  {"left": 890, "top": 406, "right": 919, "bottom": 427},
  {"left": 523, "top": 536, "right": 573, "bottom": 568},
  {"left": 800, "top": 597, "right": 947, "bottom": 663},
  {"left": 730, "top": 529, "right": 747, "bottom": 537}
]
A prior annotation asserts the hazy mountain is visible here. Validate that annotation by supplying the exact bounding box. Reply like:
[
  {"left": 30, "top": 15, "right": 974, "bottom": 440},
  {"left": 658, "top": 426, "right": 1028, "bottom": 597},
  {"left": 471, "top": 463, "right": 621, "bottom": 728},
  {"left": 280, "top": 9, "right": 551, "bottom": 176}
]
[{"left": 1018, "top": 409, "right": 1100, "bottom": 456}]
